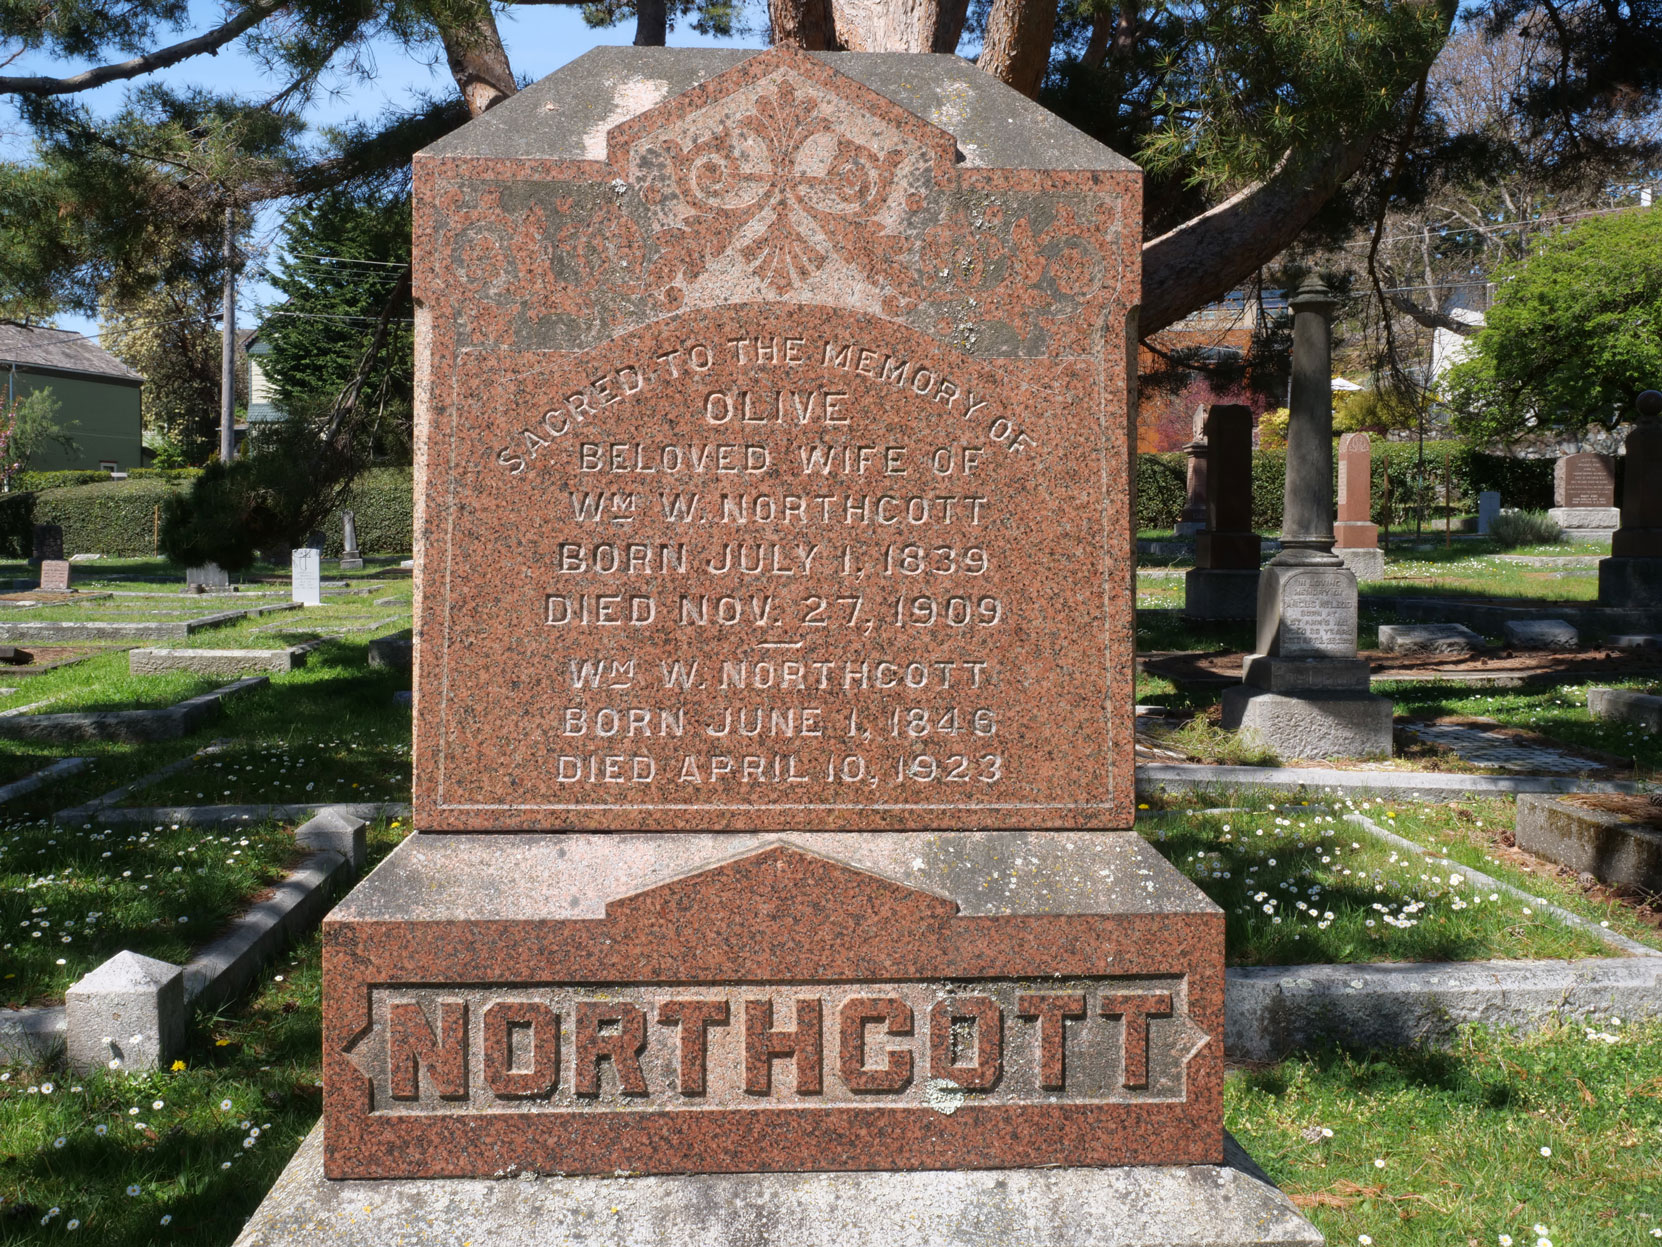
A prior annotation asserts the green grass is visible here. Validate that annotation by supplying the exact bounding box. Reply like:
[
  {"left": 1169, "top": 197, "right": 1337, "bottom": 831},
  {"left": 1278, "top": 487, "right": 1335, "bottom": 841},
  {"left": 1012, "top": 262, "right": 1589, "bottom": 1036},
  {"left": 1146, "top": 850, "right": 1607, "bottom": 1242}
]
[
  {"left": 1382, "top": 681, "right": 1662, "bottom": 780},
  {"left": 1229, "top": 1019, "right": 1662, "bottom": 1246},
  {"left": 1143, "top": 796, "right": 1617, "bottom": 965},
  {"left": 0, "top": 813, "right": 309, "bottom": 1006},
  {"left": 0, "top": 657, "right": 222, "bottom": 715},
  {"left": 126, "top": 733, "right": 409, "bottom": 809},
  {"left": 1379, "top": 797, "right": 1662, "bottom": 951},
  {"left": 1363, "top": 551, "right": 1600, "bottom": 602},
  {"left": 0, "top": 828, "right": 405, "bottom": 1245}
]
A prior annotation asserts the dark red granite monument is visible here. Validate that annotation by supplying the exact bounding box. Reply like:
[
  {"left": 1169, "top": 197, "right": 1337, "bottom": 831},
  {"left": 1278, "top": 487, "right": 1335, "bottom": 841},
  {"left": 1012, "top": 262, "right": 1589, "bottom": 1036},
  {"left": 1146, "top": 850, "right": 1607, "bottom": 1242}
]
[
  {"left": 1334, "top": 431, "right": 1383, "bottom": 581},
  {"left": 238, "top": 47, "right": 1319, "bottom": 1247}
]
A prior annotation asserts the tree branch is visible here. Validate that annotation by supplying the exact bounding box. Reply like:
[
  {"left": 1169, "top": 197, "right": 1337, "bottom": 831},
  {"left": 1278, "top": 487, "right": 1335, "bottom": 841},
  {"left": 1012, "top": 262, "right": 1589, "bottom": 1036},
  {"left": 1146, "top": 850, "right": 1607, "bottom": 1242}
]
[
  {"left": 1140, "top": 132, "right": 1380, "bottom": 334},
  {"left": 321, "top": 263, "right": 413, "bottom": 447},
  {"left": 0, "top": 0, "right": 287, "bottom": 97},
  {"left": 1386, "top": 290, "right": 1480, "bottom": 336}
]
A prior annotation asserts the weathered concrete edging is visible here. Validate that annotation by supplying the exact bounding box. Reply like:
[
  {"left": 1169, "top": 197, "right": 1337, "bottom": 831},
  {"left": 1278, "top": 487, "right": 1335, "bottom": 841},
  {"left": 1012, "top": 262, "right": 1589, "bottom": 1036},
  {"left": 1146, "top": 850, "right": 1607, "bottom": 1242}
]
[
  {"left": 0, "top": 609, "right": 248, "bottom": 643},
  {"left": 1588, "top": 686, "right": 1662, "bottom": 730},
  {"left": 1136, "top": 761, "right": 1652, "bottom": 797},
  {"left": 0, "top": 756, "right": 89, "bottom": 805},
  {"left": 59, "top": 800, "right": 408, "bottom": 829},
  {"left": 0, "top": 676, "right": 267, "bottom": 744},
  {"left": 54, "top": 741, "right": 230, "bottom": 824},
  {"left": 50, "top": 809, "right": 370, "bottom": 1073},
  {"left": 1226, "top": 956, "right": 1662, "bottom": 1060},
  {"left": 1362, "top": 594, "right": 1662, "bottom": 638}
]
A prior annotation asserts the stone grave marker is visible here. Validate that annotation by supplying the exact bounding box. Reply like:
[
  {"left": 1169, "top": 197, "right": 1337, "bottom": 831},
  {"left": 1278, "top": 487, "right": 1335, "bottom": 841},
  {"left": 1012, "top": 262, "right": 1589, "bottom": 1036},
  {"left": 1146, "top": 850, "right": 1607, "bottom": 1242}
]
[
  {"left": 1334, "top": 431, "right": 1383, "bottom": 581},
  {"left": 242, "top": 46, "right": 1318, "bottom": 1247},
  {"left": 339, "top": 510, "right": 364, "bottom": 572},
  {"left": 291, "top": 548, "right": 322, "bottom": 607},
  {"left": 1221, "top": 280, "right": 1391, "bottom": 759},
  {"left": 1184, "top": 405, "right": 1260, "bottom": 619},
  {"left": 37, "top": 559, "right": 71, "bottom": 592},
  {"left": 1601, "top": 389, "right": 1662, "bottom": 608},
  {"left": 1174, "top": 406, "right": 1209, "bottom": 536},
  {"left": 1478, "top": 490, "right": 1501, "bottom": 534},
  {"left": 1550, "top": 451, "right": 1619, "bottom": 535},
  {"left": 31, "top": 523, "right": 63, "bottom": 563},
  {"left": 185, "top": 563, "right": 229, "bottom": 592}
]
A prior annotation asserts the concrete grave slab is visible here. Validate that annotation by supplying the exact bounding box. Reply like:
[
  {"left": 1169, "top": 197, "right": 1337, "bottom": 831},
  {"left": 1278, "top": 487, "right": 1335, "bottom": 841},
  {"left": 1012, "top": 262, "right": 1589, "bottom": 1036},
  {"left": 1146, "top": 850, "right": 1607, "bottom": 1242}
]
[
  {"left": 1504, "top": 618, "right": 1580, "bottom": 649},
  {"left": 1377, "top": 623, "right": 1483, "bottom": 655},
  {"left": 1588, "top": 686, "right": 1662, "bottom": 730},
  {"left": 129, "top": 646, "right": 312, "bottom": 676}
]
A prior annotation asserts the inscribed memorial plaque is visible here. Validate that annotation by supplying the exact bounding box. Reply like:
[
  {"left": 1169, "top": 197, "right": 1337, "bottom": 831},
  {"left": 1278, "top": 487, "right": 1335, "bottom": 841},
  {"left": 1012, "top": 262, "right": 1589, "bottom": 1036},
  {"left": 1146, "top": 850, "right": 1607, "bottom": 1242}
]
[
  {"left": 410, "top": 48, "right": 1140, "bottom": 831},
  {"left": 1555, "top": 453, "right": 1615, "bottom": 508},
  {"left": 38, "top": 560, "right": 71, "bottom": 592}
]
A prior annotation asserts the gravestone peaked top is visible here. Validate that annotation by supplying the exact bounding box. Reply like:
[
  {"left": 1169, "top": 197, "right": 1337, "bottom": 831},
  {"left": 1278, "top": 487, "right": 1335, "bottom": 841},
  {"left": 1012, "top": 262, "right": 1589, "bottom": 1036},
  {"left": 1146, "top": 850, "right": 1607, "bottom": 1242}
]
[{"left": 411, "top": 48, "right": 1142, "bottom": 831}]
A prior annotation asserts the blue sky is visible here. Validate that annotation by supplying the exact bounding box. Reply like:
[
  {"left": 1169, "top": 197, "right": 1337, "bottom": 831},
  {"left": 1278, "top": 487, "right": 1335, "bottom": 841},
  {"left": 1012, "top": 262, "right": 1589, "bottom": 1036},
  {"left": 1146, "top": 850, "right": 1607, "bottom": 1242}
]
[{"left": 2, "top": 1, "right": 765, "bottom": 339}]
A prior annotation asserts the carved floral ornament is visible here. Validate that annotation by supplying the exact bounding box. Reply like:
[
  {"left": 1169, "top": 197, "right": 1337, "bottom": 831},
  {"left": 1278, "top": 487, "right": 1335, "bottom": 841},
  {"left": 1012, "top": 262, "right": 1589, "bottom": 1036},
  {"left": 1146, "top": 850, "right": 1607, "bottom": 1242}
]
[{"left": 436, "top": 71, "right": 1121, "bottom": 342}]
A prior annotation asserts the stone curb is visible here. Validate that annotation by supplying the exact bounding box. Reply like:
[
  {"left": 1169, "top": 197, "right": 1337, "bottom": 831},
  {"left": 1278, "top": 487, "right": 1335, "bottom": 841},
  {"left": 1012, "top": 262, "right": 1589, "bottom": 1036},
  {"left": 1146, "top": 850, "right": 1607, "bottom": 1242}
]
[
  {"left": 1136, "top": 761, "right": 1652, "bottom": 797},
  {"left": 0, "top": 676, "right": 268, "bottom": 744},
  {"left": 37, "top": 809, "right": 373, "bottom": 1073},
  {"left": 1225, "top": 956, "right": 1662, "bottom": 1060},
  {"left": 0, "top": 609, "right": 249, "bottom": 644},
  {"left": 0, "top": 756, "right": 89, "bottom": 805},
  {"left": 54, "top": 741, "right": 232, "bottom": 824},
  {"left": 1515, "top": 792, "right": 1661, "bottom": 894},
  {"left": 128, "top": 643, "right": 317, "bottom": 676},
  {"left": 56, "top": 800, "right": 409, "bottom": 829}
]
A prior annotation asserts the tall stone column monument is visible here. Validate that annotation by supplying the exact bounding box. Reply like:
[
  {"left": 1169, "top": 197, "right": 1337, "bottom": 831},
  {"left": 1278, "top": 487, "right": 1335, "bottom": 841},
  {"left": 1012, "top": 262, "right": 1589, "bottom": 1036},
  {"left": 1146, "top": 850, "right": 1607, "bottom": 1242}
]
[
  {"left": 235, "top": 48, "right": 1318, "bottom": 1247},
  {"left": 1600, "top": 389, "right": 1662, "bottom": 609},
  {"left": 1221, "top": 280, "right": 1393, "bottom": 759}
]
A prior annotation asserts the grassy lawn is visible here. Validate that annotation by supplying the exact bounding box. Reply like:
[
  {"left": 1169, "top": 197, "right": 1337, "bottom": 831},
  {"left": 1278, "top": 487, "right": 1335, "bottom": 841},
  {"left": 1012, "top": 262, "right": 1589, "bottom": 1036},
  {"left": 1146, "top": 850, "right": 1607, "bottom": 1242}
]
[
  {"left": 1231, "top": 1018, "right": 1662, "bottom": 1246},
  {"left": 1142, "top": 793, "right": 1657, "bottom": 963},
  {"left": 1363, "top": 548, "right": 1601, "bottom": 602}
]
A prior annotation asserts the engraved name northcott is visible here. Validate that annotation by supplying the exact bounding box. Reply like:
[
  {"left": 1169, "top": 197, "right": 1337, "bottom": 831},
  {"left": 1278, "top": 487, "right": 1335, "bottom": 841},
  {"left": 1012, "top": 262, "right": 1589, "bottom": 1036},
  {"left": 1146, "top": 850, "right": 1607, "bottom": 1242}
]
[{"left": 412, "top": 47, "right": 1139, "bottom": 830}]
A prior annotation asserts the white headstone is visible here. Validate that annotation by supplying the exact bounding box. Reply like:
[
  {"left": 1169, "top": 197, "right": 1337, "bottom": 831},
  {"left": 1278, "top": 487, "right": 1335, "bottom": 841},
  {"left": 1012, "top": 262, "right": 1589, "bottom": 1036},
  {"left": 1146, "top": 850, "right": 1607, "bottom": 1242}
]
[
  {"left": 292, "top": 547, "right": 322, "bottom": 606},
  {"left": 1477, "top": 491, "right": 1501, "bottom": 535}
]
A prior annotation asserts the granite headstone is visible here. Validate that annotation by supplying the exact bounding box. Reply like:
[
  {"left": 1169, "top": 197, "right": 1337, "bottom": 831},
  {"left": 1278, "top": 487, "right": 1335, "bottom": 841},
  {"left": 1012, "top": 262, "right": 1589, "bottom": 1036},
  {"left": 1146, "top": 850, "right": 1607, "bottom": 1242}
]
[
  {"left": 287, "top": 49, "right": 1316, "bottom": 1247},
  {"left": 1551, "top": 452, "right": 1620, "bottom": 535},
  {"left": 1601, "top": 389, "right": 1662, "bottom": 607},
  {"left": 1333, "top": 432, "right": 1382, "bottom": 581},
  {"left": 1478, "top": 490, "right": 1501, "bottom": 535},
  {"left": 1184, "top": 405, "right": 1260, "bottom": 619},
  {"left": 339, "top": 510, "right": 364, "bottom": 572},
  {"left": 31, "top": 524, "right": 63, "bottom": 563},
  {"left": 37, "top": 559, "right": 71, "bottom": 592}
]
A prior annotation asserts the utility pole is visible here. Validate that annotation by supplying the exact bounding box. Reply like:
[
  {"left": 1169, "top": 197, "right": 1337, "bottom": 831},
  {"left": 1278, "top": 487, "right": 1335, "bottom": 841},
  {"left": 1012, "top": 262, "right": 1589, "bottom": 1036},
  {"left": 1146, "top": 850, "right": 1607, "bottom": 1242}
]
[{"left": 220, "top": 201, "right": 237, "bottom": 463}]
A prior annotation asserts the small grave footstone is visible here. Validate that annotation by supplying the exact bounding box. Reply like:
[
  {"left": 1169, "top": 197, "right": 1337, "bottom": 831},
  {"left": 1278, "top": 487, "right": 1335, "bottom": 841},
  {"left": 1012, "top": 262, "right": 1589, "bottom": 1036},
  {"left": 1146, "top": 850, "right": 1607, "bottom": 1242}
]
[
  {"left": 37, "top": 559, "right": 71, "bottom": 592},
  {"left": 339, "top": 510, "right": 364, "bottom": 572},
  {"left": 0, "top": 646, "right": 32, "bottom": 666},
  {"left": 291, "top": 548, "right": 322, "bottom": 607},
  {"left": 186, "top": 563, "right": 229, "bottom": 592},
  {"left": 1600, "top": 389, "right": 1662, "bottom": 608},
  {"left": 1587, "top": 687, "right": 1662, "bottom": 731},
  {"left": 1608, "top": 634, "right": 1662, "bottom": 650},
  {"left": 1477, "top": 491, "right": 1501, "bottom": 535},
  {"left": 366, "top": 630, "right": 411, "bottom": 671},
  {"left": 65, "top": 950, "right": 186, "bottom": 1075},
  {"left": 1503, "top": 618, "right": 1579, "bottom": 650},
  {"left": 1377, "top": 623, "right": 1482, "bottom": 656}
]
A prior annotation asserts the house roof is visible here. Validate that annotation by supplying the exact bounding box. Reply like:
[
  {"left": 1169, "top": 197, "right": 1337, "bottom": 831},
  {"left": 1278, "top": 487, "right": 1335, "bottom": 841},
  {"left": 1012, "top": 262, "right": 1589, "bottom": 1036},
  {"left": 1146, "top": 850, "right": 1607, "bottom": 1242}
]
[{"left": 0, "top": 322, "right": 144, "bottom": 384}]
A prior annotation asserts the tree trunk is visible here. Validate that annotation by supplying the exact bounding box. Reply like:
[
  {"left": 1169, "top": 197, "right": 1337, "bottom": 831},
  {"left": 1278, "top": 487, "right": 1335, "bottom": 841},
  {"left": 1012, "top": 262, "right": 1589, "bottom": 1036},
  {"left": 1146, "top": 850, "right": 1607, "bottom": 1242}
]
[
  {"left": 220, "top": 204, "right": 237, "bottom": 465},
  {"left": 434, "top": 7, "right": 517, "bottom": 117},
  {"left": 635, "top": 0, "right": 668, "bottom": 46},
  {"left": 772, "top": 0, "right": 839, "bottom": 49},
  {"left": 976, "top": 0, "right": 1058, "bottom": 97},
  {"left": 827, "top": 0, "right": 968, "bottom": 52},
  {"left": 1139, "top": 133, "right": 1378, "bottom": 335}
]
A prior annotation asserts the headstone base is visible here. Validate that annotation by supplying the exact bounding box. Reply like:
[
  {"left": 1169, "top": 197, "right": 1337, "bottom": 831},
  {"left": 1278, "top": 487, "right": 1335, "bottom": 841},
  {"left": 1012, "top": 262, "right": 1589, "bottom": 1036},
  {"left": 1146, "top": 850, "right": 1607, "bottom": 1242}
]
[
  {"left": 1242, "top": 655, "right": 1372, "bottom": 694},
  {"left": 1183, "top": 568, "right": 1260, "bottom": 620},
  {"left": 1333, "top": 546, "right": 1385, "bottom": 582},
  {"left": 234, "top": 1123, "right": 1324, "bottom": 1247},
  {"left": 1220, "top": 687, "right": 1393, "bottom": 761},
  {"left": 338, "top": 558, "right": 365, "bottom": 572},
  {"left": 1173, "top": 520, "right": 1206, "bottom": 537},
  {"left": 1598, "top": 557, "right": 1662, "bottom": 609},
  {"left": 1548, "top": 506, "right": 1621, "bottom": 535}
]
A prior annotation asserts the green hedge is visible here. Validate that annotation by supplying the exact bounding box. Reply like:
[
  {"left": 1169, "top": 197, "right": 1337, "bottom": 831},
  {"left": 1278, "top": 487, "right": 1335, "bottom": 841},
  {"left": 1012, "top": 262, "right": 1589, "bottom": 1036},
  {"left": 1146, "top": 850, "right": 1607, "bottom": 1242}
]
[
  {"left": 0, "top": 466, "right": 415, "bottom": 559},
  {"left": 1134, "top": 442, "right": 1560, "bottom": 531}
]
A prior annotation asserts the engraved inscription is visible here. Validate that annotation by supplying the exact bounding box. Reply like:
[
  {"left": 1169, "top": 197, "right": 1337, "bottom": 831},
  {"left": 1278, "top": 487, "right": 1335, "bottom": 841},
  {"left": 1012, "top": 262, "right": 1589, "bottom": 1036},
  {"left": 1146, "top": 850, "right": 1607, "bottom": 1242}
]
[{"left": 351, "top": 978, "right": 1208, "bottom": 1113}]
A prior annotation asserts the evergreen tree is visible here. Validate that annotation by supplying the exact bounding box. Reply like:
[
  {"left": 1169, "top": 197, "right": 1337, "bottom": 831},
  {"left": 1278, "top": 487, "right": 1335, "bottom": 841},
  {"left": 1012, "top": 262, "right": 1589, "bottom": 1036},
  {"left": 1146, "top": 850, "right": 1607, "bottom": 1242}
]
[{"left": 260, "top": 187, "right": 414, "bottom": 462}]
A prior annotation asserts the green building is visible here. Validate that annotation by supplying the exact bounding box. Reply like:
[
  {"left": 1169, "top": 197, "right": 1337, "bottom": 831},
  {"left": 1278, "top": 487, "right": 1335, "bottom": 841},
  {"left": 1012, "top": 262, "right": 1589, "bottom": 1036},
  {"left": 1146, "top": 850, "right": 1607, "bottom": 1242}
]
[{"left": 0, "top": 323, "right": 144, "bottom": 471}]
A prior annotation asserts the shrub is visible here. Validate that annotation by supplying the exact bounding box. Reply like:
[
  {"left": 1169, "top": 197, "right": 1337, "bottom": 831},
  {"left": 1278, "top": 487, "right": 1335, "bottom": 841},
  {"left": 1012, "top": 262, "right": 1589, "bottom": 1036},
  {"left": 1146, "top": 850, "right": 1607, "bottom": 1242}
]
[
  {"left": 32, "top": 478, "right": 192, "bottom": 557},
  {"left": 1489, "top": 509, "right": 1566, "bottom": 548}
]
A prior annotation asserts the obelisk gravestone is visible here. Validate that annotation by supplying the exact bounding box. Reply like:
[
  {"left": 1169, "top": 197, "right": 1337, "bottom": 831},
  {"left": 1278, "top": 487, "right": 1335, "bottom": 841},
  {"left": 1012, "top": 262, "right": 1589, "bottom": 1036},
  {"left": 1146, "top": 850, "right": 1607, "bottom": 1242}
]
[
  {"left": 236, "top": 47, "right": 1319, "bottom": 1247},
  {"left": 1184, "top": 404, "right": 1261, "bottom": 620}
]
